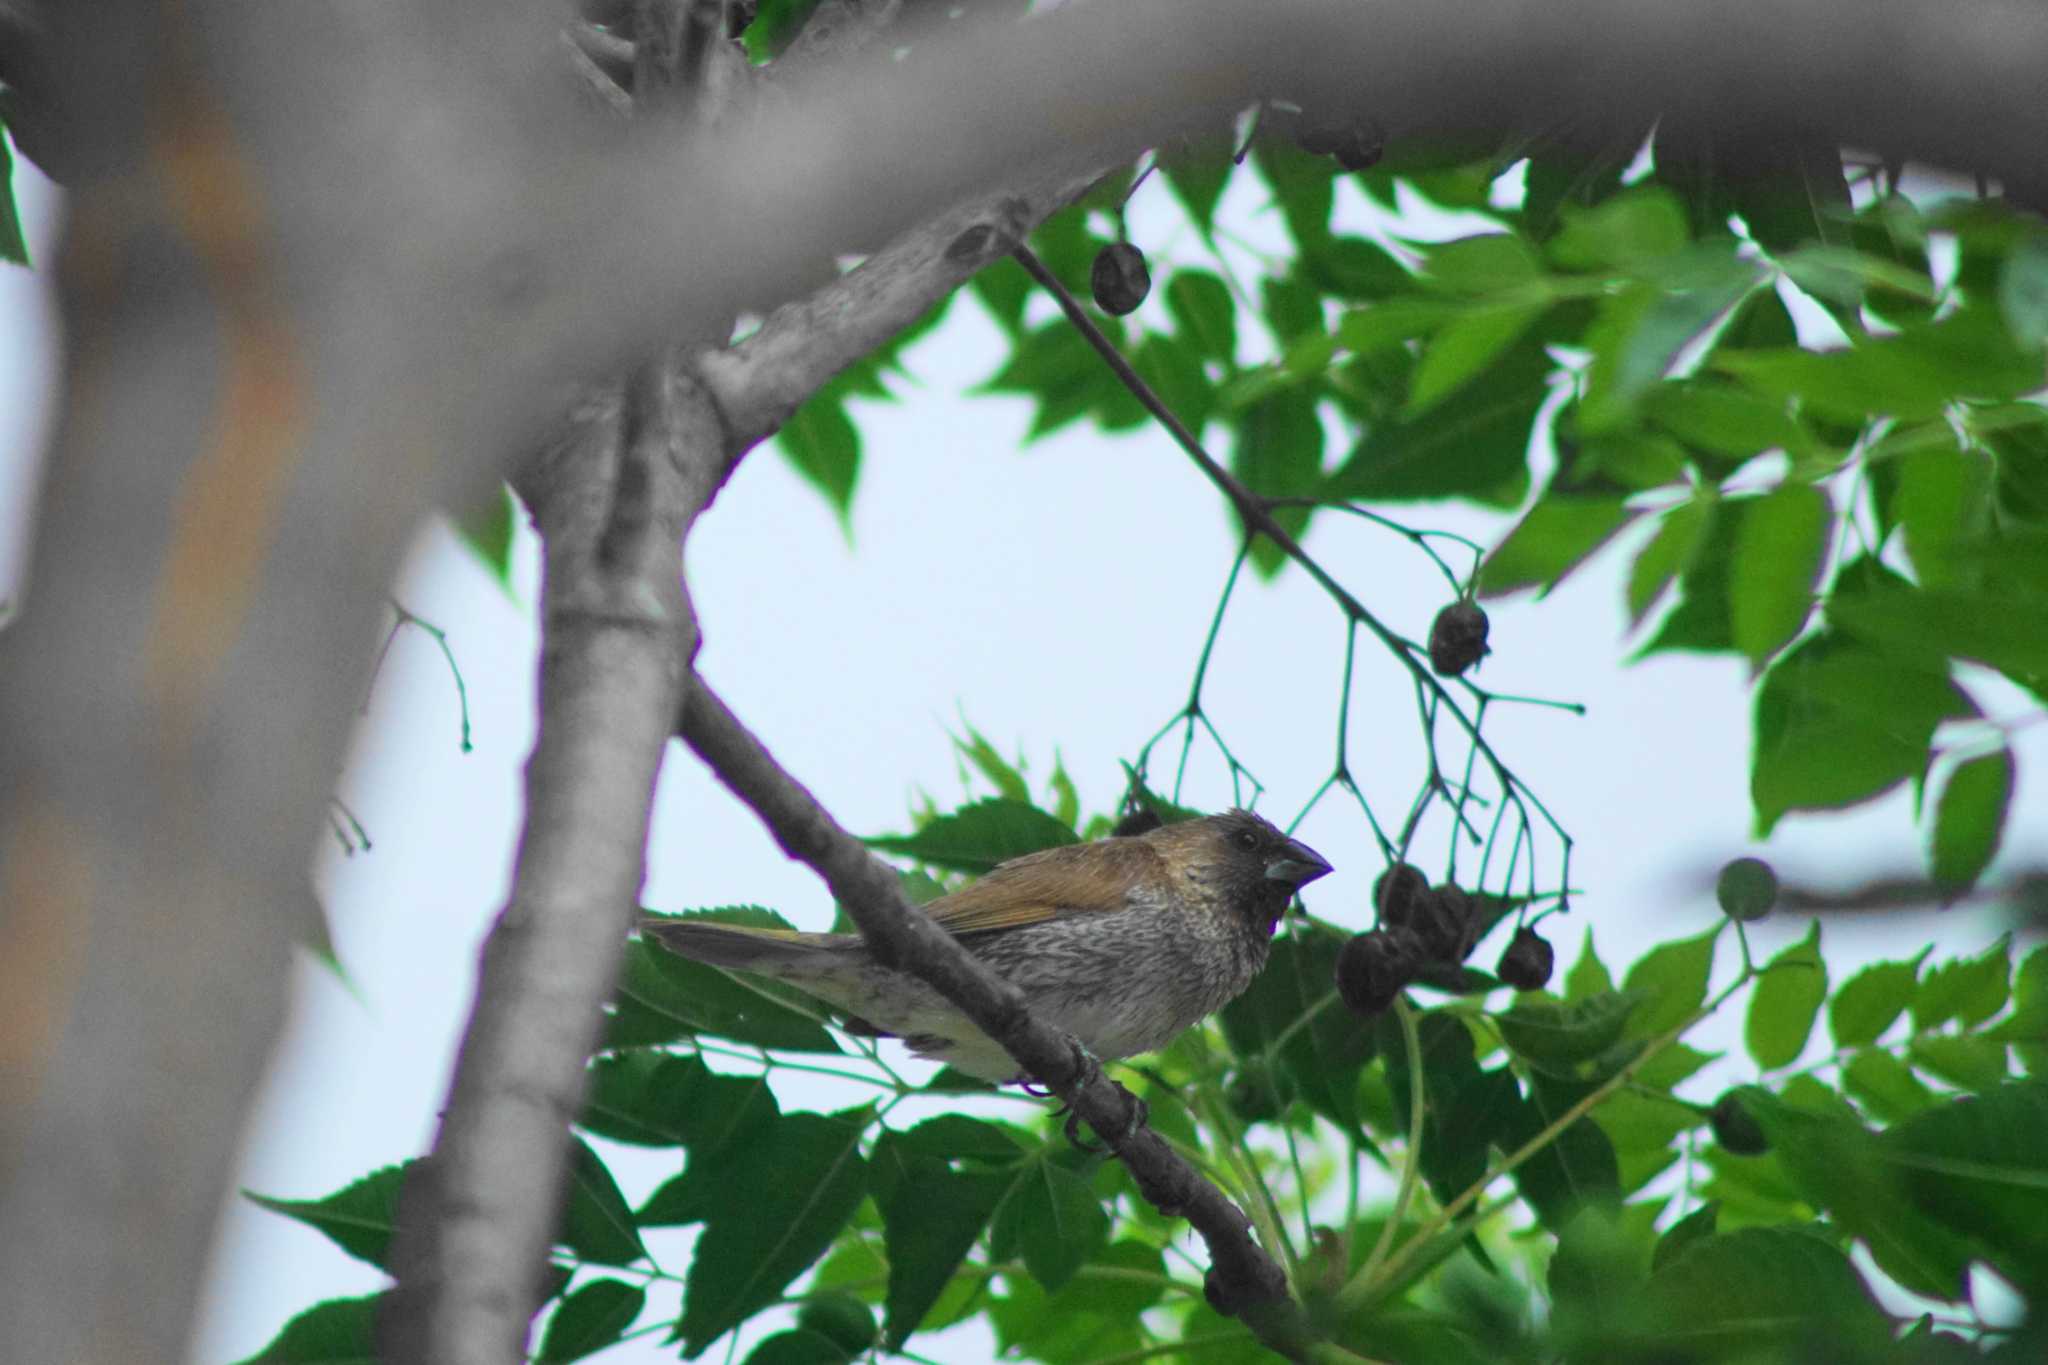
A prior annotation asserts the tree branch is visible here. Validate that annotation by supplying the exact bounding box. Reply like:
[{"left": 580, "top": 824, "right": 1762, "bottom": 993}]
[{"left": 675, "top": 675, "right": 1343, "bottom": 1359}]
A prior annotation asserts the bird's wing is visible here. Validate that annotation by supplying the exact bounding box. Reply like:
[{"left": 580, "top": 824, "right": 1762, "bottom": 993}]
[{"left": 924, "top": 838, "right": 1171, "bottom": 936}]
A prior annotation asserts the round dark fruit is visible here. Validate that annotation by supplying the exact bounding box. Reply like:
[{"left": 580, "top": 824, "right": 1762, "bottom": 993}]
[
  {"left": 1716, "top": 856, "right": 1778, "bottom": 922},
  {"left": 1373, "top": 861, "right": 1430, "bottom": 928},
  {"left": 1428, "top": 600, "right": 1492, "bottom": 677},
  {"left": 1497, "top": 927, "right": 1555, "bottom": 991},
  {"left": 1416, "top": 883, "right": 1477, "bottom": 965},
  {"left": 1709, "top": 1092, "right": 1769, "bottom": 1156},
  {"left": 1333, "top": 119, "right": 1385, "bottom": 172},
  {"left": 1090, "top": 241, "right": 1151, "bottom": 316},
  {"left": 1335, "top": 928, "right": 1415, "bottom": 1018}
]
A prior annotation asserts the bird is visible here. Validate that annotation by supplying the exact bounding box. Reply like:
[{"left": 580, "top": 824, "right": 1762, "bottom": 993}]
[{"left": 642, "top": 808, "right": 1332, "bottom": 1083}]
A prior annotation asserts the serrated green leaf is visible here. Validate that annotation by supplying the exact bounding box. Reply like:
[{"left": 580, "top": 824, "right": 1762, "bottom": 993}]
[
  {"left": 1730, "top": 483, "right": 1829, "bottom": 666},
  {"left": 1746, "top": 920, "right": 1826, "bottom": 1070},
  {"left": 777, "top": 392, "right": 861, "bottom": 524},
  {"left": 1882, "top": 1080, "right": 2048, "bottom": 1293},
  {"left": 231, "top": 1294, "right": 382, "bottom": 1365},
  {"left": 537, "top": 1280, "right": 647, "bottom": 1363},
  {"left": 677, "top": 1111, "right": 870, "bottom": 1355},
  {"left": 1231, "top": 385, "right": 1324, "bottom": 576},
  {"left": 1750, "top": 634, "right": 1970, "bottom": 835},
  {"left": 1326, "top": 334, "right": 1547, "bottom": 506},
  {"left": 866, "top": 798, "right": 1076, "bottom": 875},
  {"left": 1999, "top": 231, "right": 2048, "bottom": 349},
  {"left": 245, "top": 1164, "right": 412, "bottom": 1271},
  {"left": 1913, "top": 936, "right": 2013, "bottom": 1032},
  {"left": 1478, "top": 493, "right": 1636, "bottom": 599},
  {"left": 1829, "top": 953, "right": 1925, "bottom": 1049},
  {"left": 1843, "top": 1047, "right": 1938, "bottom": 1123},
  {"left": 1637, "top": 1227, "right": 1889, "bottom": 1356},
  {"left": 1564, "top": 927, "right": 1614, "bottom": 1002},
  {"left": 452, "top": 484, "right": 519, "bottom": 592},
  {"left": 1929, "top": 749, "right": 2014, "bottom": 894},
  {"left": 1166, "top": 270, "right": 1236, "bottom": 364},
  {"left": 1621, "top": 926, "right": 1719, "bottom": 1040},
  {"left": 1496, "top": 991, "right": 1646, "bottom": 1068},
  {"left": 989, "top": 1156, "right": 1108, "bottom": 1292},
  {"left": 1909, "top": 1034, "right": 2010, "bottom": 1093},
  {"left": 1547, "top": 188, "right": 1689, "bottom": 271},
  {"left": 1408, "top": 300, "right": 1550, "bottom": 415},
  {"left": 1626, "top": 494, "right": 1716, "bottom": 626},
  {"left": 561, "top": 1137, "right": 645, "bottom": 1267},
  {"left": 870, "top": 1137, "right": 1010, "bottom": 1348}
]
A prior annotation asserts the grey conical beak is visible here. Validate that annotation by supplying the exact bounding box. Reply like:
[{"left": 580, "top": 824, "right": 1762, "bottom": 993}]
[{"left": 1265, "top": 838, "right": 1332, "bottom": 888}]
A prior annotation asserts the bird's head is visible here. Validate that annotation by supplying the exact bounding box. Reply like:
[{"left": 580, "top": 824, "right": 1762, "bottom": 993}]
[{"left": 1146, "top": 809, "right": 1332, "bottom": 934}]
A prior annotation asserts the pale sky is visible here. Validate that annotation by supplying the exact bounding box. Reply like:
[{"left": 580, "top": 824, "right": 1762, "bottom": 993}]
[{"left": 1, "top": 148, "right": 2039, "bottom": 1364}]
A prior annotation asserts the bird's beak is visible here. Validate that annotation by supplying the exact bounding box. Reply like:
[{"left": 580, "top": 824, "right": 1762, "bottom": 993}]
[{"left": 1265, "top": 838, "right": 1333, "bottom": 888}]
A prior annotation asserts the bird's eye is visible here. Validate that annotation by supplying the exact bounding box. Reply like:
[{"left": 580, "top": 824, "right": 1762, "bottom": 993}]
[{"left": 1234, "top": 828, "right": 1259, "bottom": 851}]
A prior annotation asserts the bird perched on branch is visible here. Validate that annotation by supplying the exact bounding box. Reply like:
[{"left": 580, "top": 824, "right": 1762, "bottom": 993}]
[{"left": 643, "top": 809, "right": 1332, "bottom": 1082}]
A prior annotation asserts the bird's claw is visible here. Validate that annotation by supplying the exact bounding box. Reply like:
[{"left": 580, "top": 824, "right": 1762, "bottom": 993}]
[{"left": 1056, "top": 1041, "right": 1148, "bottom": 1153}]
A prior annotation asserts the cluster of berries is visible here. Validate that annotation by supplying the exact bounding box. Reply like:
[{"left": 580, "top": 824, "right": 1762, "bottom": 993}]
[{"left": 1334, "top": 863, "right": 1554, "bottom": 1019}]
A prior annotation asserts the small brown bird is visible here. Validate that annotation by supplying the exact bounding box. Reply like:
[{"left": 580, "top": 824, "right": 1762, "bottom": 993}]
[{"left": 643, "top": 809, "right": 1332, "bottom": 1082}]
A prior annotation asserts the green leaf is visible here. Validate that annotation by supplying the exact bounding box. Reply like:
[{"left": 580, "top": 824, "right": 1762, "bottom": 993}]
[
  {"left": 1512, "top": 1076, "right": 1622, "bottom": 1229},
  {"left": 1777, "top": 245, "right": 1939, "bottom": 310},
  {"left": 1626, "top": 493, "right": 1715, "bottom": 627},
  {"left": 1262, "top": 274, "right": 1326, "bottom": 344},
  {"left": 1133, "top": 332, "right": 1215, "bottom": 437},
  {"left": 1166, "top": 270, "right": 1237, "bottom": 364},
  {"left": 988, "top": 1239, "right": 1166, "bottom": 1361},
  {"left": 0, "top": 128, "right": 27, "bottom": 267},
  {"left": 1651, "top": 1201, "right": 1718, "bottom": 1272},
  {"left": 871, "top": 1137, "right": 1010, "bottom": 1348},
  {"left": 1580, "top": 264, "right": 1761, "bottom": 435},
  {"left": 1826, "top": 581, "right": 2048, "bottom": 692},
  {"left": 979, "top": 321, "right": 1115, "bottom": 440},
  {"left": 1564, "top": 927, "right": 1614, "bottom": 1002},
  {"left": 1913, "top": 936, "right": 2013, "bottom": 1032},
  {"left": 777, "top": 390, "right": 861, "bottom": 524},
  {"left": 1842, "top": 1047, "right": 1938, "bottom": 1123},
  {"left": 1730, "top": 483, "right": 1829, "bottom": 666},
  {"left": 1408, "top": 300, "right": 1550, "bottom": 415},
  {"left": 988, "top": 1156, "right": 1109, "bottom": 1292},
  {"left": 1335, "top": 297, "right": 1460, "bottom": 354},
  {"left": 866, "top": 797, "right": 1077, "bottom": 874},
  {"left": 1620, "top": 926, "right": 1719, "bottom": 1040},
  {"left": 1746, "top": 920, "right": 1826, "bottom": 1069},
  {"left": 1495, "top": 991, "right": 1646, "bottom": 1069},
  {"left": 452, "top": 484, "right": 519, "bottom": 592},
  {"left": 739, "top": 1330, "right": 850, "bottom": 1365},
  {"left": 1829, "top": 953, "right": 1925, "bottom": 1049},
  {"left": 1750, "top": 634, "right": 1969, "bottom": 835},
  {"left": 1302, "top": 235, "right": 1414, "bottom": 300},
  {"left": 1908, "top": 1034, "right": 2009, "bottom": 1093},
  {"left": 537, "top": 1280, "right": 647, "bottom": 1363},
  {"left": 1717, "top": 305, "right": 2043, "bottom": 423},
  {"left": 1325, "top": 334, "right": 1548, "bottom": 506},
  {"left": 245, "top": 1163, "right": 412, "bottom": 1271},
  {"left": 1221, "top": 927, "right": 1375, "bottom": 1133},
  {"left": 1252, "top": 139, "right": 1335, "bottom": 250},
  {"left": 1417, "top": 233, "right": 1544, "bottom": 294},
  {"left": 1591, "top": 1090, "right": 1701, "bottom": 1193},
  {"left": 561, "top": 1137, "right": 645, "bottom": 1267},
  {"left": 1232, "top": 386, "right": 1324, "bottom": 576},
  {"left": 580, "top": 1051, "right": 739, "bottom": 1147},
  {"left": 1478, "top": 494, "right": 1636, "bottom": 597},
  {"left": 890, "top": 1114, "right": 1027, "bottom": 1163},
  {"left": 1928, "top": 749, "right": 2014, "bottom": 894},
  {"left": 1645, "top": 381, "right": 1808, "bottom": 462},
  {"left": 618, "top": 916, "right": 843, "bottom": 1054},
  {"left": 1163, "top": 141, "right": 1232, "bottom": 232},
  {"left": 1890, "top": 440, "right": 1995, "bottom": 592},
  {"left": 1737, "top": 1091, "right": 1974, "bottom": 1299},
  {"left": 1634, "top": 1041, "right": 1717, "bottom": 1094},
  {"left": 1547, "top": 188, "right": 1689, "bottom": 271},
  {"left": 1637, "top": 1227, "right": 1889, "bottom": 1357},
  {"left": 677, "top": 1110, "right": 870, "bottom": 1355},
  {"left": 1999, "top": 230, "right": 2048, "bottom": 349},
  {"left": 1883, "top": 1080, "right": 2048, "bottom": 1293},
  {"left": 231, "top": 1294, "right": 382, "bottom": 1365}
]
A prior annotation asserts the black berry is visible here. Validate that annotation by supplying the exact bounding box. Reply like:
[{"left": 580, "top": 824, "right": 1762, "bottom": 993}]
[
  {"left": 1335, "top": 928, "right": 1418, "bottom": 1018},
  {"left": 1090, "top": 242, "right": 1151, "bottom": 316},
  {"left": 1415, "top": 883, "right": 1477, "bottom": 965},
  {"left": 1428, "top": 600, "right": 1492, "bottom": 677},
  {"left": 1709, "top": 1092, "right": 1769, "bottom": 1156},
  {"left": 1497, "top": 927, "right": 1555, "bottom": 991},
  {"left": 1373, "top": 861, "right": 1430, "bottom": 929}
]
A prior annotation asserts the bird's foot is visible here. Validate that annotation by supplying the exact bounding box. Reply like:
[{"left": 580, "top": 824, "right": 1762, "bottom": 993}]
[{"left": 1055, "top": 1041, "right": 1148, "bottom": 1153}]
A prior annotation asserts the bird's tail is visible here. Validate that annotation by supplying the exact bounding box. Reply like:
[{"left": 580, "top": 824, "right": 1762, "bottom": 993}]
[{"left": 640, "top": 919, "right": 856, "bottom": 973}]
